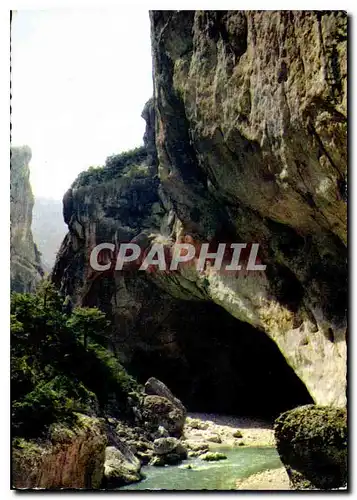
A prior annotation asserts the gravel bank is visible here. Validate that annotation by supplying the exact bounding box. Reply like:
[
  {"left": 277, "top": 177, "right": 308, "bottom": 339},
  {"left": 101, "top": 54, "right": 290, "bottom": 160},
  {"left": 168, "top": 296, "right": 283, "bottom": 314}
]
[
  {"left": 184, "top": 412, "right": 275, "bottom": 448},
  {"left": 236, "top": 467, "right": 290, "bottom": 490}
]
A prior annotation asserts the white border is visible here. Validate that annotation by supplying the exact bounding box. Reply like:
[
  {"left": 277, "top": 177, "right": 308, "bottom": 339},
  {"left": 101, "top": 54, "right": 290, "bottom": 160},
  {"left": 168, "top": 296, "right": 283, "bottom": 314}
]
[{"left": 1, "top": 1, "right": 355, "bottom": 498}]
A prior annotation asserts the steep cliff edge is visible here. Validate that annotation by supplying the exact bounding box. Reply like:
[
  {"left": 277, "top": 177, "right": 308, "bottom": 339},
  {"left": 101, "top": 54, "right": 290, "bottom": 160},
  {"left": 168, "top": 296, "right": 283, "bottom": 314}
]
[
  {"left": 11, "top": 146, "right": 43, "bottom": 292},
  {"left": 53, "top": 11, "right": 347, "bottom": 413},
  {"left": 149, "top": 10, "right": 347, "bottom": 406},
  {"left": 52, "top": 103, "right": 314, "bottom": 418}
]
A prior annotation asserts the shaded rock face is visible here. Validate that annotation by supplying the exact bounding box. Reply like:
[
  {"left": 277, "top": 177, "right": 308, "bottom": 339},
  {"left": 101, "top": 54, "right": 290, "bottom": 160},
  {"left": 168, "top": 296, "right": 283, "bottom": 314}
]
[
  {"left": 11, "top": 146, "right": 43, "bottom": 292},
  {"left": 141, "top": 395, "right": 186, "bottom": 437},
  {"left": 144, "top": 377, "right": 187, "bottom": 415},
  {"left": 274, "top": 405, "right": 347, "bottom": 489},
  {"left": 51, "top": 145, "right": 163, "bottom": 313},
  {"left": 53, "top": 10, "right": 347, "bottom": 417},
  {"left": 150, "top": 437, "right": 187, "bottom": 466},
  {"left": 133, "top": 303, "right": 313, "bottom": 417},
  {"left": 103, "top": 445, "right": 142, "bottom": 488},
  {"left": 12, "top": 416, "right": 106, "bottom": 490},
  {"left": 153, "top": 436, "right": 186, "bottom": 456},
  {"left": 149, "top": 10, "right": 347, "bottom": 406},
  {"left": 50, "top": 107, "right": 314, "bottom": 418},
  {"left": 106, "top": 418, "right": 155, "bottom": 466}
]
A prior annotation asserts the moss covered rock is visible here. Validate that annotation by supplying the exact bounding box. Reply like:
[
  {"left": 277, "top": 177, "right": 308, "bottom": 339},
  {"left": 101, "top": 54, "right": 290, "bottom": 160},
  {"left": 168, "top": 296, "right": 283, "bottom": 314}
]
[
  {"left": 144, "top": 377, "right": 186, "bottom": 415},
  {"left": 149, "top": 437, "right": 188, "bottom": 466},
  {"left": 141, "top": 395, "right": 186, "bottom": 437},
  {"left": 12, "top": 414, "right": 107, "bottom": 489},
  {"left": 153, "top": 437, "right": 187, "bottom": 457},
  {"left": 199, "top": 452, "right": 227, "bottom": 462},
  {"left": 274, "top": 405, "right": 347, "bottom": 490},
  {"left": 103, "top": 445, "right": 142, "bottom": 488},
  {"left": 185, "top": 417, "right": 209, "bottom": 430}
]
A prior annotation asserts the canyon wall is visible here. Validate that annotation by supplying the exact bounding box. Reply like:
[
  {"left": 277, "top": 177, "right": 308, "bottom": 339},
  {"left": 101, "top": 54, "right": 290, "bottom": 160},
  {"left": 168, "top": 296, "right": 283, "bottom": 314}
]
[
  {"left": 11, "top": 146, "right": 43, "bottom": 292},
  {"left": 53, "top": 11, "right": 347, "bottom": 411},
  {"left": 148, "top": 10, "right": 347, "bottom": 406}
]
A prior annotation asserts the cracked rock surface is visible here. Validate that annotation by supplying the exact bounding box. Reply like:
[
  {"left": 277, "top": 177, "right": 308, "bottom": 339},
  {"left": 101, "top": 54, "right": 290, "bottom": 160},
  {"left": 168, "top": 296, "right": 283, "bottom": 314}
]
[{"left": 53, "top": 11, "right": 347, "bottom": 411}]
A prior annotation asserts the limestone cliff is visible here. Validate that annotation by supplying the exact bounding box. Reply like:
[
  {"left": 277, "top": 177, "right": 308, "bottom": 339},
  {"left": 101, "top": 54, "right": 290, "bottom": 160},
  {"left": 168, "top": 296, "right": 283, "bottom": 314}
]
[
  {"left": 52, "top": 103, "right": 313, "bottom": 418},
  {"left": 53, "top": 11, "right": 347, "bottom": 413},
  {"left": 12, "top": 416, "right": 106, "bottom": 489},
  {"left": 11, "top": 146, "right": 43, "bottom": 292},
  {"left": 148, "top": 10, "right": 347, "bottom": 406}
]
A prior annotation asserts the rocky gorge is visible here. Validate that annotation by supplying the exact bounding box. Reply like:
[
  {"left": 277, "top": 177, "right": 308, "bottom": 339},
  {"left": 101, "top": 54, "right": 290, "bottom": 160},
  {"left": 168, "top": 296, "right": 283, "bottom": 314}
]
[
  {"left": 11, "top": 10, "right": 347, "bottom": 491},
  {"left": 53, "top": 10, "right": 347, "bottom": 409}
]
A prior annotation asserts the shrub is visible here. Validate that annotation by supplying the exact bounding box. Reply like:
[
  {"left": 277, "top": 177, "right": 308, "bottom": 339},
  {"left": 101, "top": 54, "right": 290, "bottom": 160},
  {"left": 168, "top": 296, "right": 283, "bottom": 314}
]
[
  {"left": 11, "top": 281, "right": 141, "bottom": 439},
  {"left": 71, "top": 146, "right": 147, "bottom": 188}
]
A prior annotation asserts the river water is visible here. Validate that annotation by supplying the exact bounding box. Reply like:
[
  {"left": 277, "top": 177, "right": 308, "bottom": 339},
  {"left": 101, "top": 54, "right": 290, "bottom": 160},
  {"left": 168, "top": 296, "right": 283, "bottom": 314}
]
[{"left": 120, "top": 446, "right": 283, "bottom": 491}]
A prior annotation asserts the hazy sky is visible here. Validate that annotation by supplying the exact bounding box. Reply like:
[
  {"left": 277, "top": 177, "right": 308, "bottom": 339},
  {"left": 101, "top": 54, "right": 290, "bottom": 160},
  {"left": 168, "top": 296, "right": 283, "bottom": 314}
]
[{"left": 11, "top": 9, "right": 153, "bottom": 199}]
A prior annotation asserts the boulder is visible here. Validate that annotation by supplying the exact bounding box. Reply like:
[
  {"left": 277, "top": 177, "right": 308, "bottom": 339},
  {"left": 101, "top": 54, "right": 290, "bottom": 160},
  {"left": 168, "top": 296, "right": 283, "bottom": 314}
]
[
  {"left": 104, "top": 445, "right": 142, "bottom": 488},
  {"left": 206, "top": 433, "right": 222, "bottom": 444},
  {"left": 144, "top": 377, "right": 187, "bottom": 415},
  {"left": 112, "top": 422, "right": 153, "bottom": 455},
  {"left": 199, "top": 452, "right": 227, "bottom": 462},
  {"left": 186, "top": 442, "right": 209, "bottom": 453},
  {"left": 136, "top": 450, "right": 154, "bottom": 465},
  {"left": 149, "top": 455, "right": 166, "bottom": 467},
  {"left": 188, "top": 450, "right": 204, "bottom": 458},
  {"left": 274, "top": 405, "right": 347, "bottom": 490},
  {"left": 153, "top": 437, "right": 187, "bottom": 457},
  {"left": 185, "top": 417, "right": 209, "bottom": 430},
  {"left": 149, "top": 437, "right": 187, "bottom": 467},
  {"left": 141, "top": 395, "right": 186, "bottom": 437}
]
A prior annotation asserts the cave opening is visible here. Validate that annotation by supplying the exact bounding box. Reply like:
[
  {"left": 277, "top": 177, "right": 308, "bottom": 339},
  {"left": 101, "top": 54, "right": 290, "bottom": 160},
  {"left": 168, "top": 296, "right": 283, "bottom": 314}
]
[{"left": 129, "top": 300, "right": 314, "bottom": 421}]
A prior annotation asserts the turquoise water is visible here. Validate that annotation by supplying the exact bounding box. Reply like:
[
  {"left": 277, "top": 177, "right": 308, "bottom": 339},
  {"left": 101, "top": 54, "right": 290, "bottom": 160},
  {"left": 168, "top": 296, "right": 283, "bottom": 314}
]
[{"left": 120, "top": 447, "right": 282, "bottom": 491}]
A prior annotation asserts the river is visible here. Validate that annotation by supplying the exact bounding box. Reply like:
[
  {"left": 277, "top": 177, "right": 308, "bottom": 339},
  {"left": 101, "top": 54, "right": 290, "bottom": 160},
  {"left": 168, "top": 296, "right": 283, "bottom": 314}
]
[{"left": 120, "top": 446, "right": 283, "bottom": 491}]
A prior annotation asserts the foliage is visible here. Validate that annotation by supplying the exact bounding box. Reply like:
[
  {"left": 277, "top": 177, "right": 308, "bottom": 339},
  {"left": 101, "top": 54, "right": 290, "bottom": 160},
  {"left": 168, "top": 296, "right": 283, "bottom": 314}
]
[
  {"left": 66, "top": 306, "right": 110, "bottom": 348},
  {"left": 72, "top": 146, "right": 147, "bottom": 188},
  {"left": 11, "top": 280, "right": 140, "bottom": 439},
  {"left": 12, "top": 376, "right": 95, "bottom": 438}
]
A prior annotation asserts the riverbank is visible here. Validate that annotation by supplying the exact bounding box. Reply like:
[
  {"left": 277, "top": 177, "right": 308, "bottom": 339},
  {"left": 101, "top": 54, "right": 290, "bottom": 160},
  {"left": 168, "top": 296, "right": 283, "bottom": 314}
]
[
  {"left": 181, "top": 413, "right": 289, "bottom": 491},
  {"left": 236, "top": 467, "right": 290, "bottom": 490},
  {"left": 121, "top": 446, "right": 283, "bottom": 491},
  {"left": 120, "top": 412, "right": 286, "bottom": 491},
  {"left": 183, "top": 413, "right": 275, "bottom": 449}
]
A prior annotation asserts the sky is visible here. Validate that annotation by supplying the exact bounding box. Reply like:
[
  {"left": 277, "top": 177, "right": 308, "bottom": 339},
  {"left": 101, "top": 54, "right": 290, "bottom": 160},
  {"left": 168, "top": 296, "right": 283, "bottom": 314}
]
[{"left": 11, "top": 9, "right": 153, "bottom": 199}]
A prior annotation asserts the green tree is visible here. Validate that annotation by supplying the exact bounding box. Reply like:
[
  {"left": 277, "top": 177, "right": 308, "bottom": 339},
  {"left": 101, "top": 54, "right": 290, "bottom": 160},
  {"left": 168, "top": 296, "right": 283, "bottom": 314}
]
[
  {"left": 66, "top": 307, "right": 110, "bottom": 349},
  {"left": 36, "top": 279, "right": 63, "bottom": 311},
  {"left": 11, "top": 286, "right": 139, "bottom": 439}
]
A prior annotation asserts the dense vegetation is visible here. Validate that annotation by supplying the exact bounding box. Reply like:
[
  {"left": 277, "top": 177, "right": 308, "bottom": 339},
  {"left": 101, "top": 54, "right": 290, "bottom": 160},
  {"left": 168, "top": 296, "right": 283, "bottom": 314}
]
[
  {"left": 11, "top": 281, "right": 140, "bottom": 439},
  {"left": 72, "top": 146, "right": 147, "bottom": 188}
]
